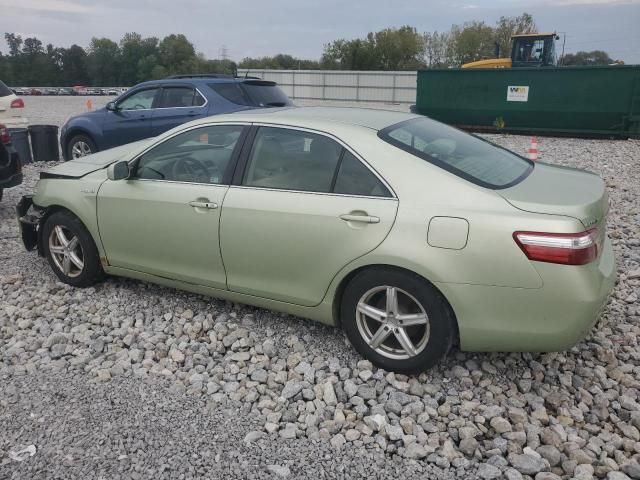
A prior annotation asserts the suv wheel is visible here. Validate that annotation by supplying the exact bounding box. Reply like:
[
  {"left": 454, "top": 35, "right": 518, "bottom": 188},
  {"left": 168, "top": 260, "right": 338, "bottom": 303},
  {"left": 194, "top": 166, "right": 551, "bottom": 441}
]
[
  {"left": 66, "top": 134, "right": 97, "bottom": 160},
  {"left": 341, "top": 267, "right": 456, "bottom": 374}
]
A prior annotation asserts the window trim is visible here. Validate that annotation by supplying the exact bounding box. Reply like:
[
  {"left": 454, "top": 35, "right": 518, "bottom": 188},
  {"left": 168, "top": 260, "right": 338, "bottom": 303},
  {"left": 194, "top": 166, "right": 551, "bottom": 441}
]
[
  {"left": 128, "top": 123, "right": 250, "bottom": 186},
  {"left": 232, "top": 123, "right": 395, "bottom": 199},
  {"left": 377, "top": 118, "right": 534, "bottom": 190}
]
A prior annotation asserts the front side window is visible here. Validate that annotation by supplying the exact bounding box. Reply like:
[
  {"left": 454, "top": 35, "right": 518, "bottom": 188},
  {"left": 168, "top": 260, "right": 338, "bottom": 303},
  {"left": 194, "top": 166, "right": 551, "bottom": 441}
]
[
  {"left": 243, "top": 127, "right": 342, "bottom": 193},
  {"left": 134, "top": 125, "right": 244, "bottom": 184},
  {"left": 379, "top": 117, "right": 533, "bottom": 189},
  {"left": 158, "top": 87, "right": 205, "bottom": 108},
  {"left": 118, "top": 88, "right": 158, "bottom": 110}
]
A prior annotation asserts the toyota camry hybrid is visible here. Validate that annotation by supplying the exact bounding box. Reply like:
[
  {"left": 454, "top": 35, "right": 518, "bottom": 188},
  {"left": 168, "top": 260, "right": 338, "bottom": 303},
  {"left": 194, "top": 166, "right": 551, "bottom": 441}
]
[{"left": 16, "top": 107, "right": 615, "bottom": 373}]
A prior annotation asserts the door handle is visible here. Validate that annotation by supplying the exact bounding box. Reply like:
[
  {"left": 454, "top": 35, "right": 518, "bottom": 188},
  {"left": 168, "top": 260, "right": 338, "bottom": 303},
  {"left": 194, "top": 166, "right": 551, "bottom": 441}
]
[
  {"left": 339, "top": 214, "right": 380, "bottom": 224},
  {"left": 189, "top": 200, "right": 218, "bottom": 209}
]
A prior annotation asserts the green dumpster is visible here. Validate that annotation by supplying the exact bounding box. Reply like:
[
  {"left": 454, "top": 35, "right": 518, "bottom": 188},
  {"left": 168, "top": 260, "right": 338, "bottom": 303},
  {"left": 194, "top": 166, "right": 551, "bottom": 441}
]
[{"left": 415, "top": 65, "right": 640, "bottom": 139}]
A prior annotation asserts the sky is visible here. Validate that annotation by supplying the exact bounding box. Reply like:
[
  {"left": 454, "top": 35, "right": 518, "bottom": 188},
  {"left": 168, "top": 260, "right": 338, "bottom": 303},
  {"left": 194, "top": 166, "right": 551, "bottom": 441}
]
[{"left": 0, "top": 0, "right": 639, "bottom": 63}]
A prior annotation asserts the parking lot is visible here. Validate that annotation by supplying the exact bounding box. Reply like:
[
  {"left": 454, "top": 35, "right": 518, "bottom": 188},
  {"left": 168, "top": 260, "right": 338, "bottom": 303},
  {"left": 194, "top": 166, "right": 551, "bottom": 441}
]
[{"left": 1, "top": 98, "right": 639, "bottom": 479}]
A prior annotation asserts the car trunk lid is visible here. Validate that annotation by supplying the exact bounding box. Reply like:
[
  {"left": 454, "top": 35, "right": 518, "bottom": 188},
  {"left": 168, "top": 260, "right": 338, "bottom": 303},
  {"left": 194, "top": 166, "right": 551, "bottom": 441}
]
[{"left": 498, "top": 162, "right": 608, "bottom": 229}]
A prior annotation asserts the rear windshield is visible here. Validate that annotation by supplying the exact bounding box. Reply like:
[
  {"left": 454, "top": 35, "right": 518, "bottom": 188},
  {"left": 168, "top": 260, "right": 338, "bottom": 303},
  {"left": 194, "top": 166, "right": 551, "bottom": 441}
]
[
  {"left": 0, "top": 81, "right": 12, "bottom": 97},
  {"left": 379, "top": 117, "right": 533, "bottom": 189},
  {"left": 209, "top": 81, "right": 292, "bottom": 108}
]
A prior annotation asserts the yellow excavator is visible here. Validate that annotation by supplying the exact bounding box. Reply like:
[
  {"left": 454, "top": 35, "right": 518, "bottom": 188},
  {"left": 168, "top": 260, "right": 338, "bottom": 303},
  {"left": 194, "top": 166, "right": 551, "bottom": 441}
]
[{"left": 462, "top": 33, "right": 560, "bottom": 68}]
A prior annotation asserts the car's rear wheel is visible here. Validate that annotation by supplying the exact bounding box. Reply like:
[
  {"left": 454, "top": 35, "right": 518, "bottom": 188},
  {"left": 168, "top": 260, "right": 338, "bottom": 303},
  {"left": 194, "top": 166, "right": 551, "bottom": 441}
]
[
  {"left": 42, "top": 211, "right": 104, "bottom": 287},
  {"left": 341, "top": 267, "right": 456, "bottom": 374},
  {"left": 66, "top": 134, "right": 96, "bottom": 160}
]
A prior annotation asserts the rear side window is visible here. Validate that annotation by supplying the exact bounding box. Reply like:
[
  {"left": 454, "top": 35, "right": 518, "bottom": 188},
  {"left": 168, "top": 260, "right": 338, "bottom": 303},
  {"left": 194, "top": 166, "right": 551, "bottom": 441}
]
[
  {"left": 244, "top": 127, "right": 341, "bottom": 193},
  {"left": 378, "top": 117, "right": 533, "bottom": 189},
  {"left": 159, "top": 87, "right": 205, "bottom": 108},
  {"left": 0, "top": 81, "right": 12, "bottom": 97},
  {"left": 209, "top": 81, "right": 292, "bottom": 107},
  {"left": 334, "top": 152, "right": 389, "bottom": 197}
]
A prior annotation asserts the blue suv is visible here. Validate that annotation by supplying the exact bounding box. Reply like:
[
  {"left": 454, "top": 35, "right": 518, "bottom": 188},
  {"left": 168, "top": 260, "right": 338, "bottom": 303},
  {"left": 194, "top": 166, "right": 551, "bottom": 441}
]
[{"left": 60, "top": 75, "right": 292, "bottom": 160}]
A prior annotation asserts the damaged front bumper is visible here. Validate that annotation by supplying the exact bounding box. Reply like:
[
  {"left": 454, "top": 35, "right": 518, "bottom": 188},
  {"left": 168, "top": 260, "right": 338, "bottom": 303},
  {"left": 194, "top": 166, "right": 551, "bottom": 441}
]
[{"left": 16, "top": 195, "right": 44, "bottom": 252}]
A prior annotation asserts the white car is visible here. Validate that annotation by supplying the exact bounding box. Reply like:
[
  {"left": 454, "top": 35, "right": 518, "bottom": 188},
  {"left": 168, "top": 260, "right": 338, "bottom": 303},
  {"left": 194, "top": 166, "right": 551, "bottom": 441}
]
[{"left": 0, "top": 80, "right": 27, "bottom": 128}]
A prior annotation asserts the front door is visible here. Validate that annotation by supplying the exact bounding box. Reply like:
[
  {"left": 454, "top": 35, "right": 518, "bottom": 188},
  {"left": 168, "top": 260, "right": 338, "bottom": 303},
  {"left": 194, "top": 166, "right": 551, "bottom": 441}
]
[
  {"left": 151, "top": 86, "right": 208, "bottom": 136},
  {"left": 97, "top": 123, "right": 248, "bottom": 288},
  {"left": 101, "top": 87, "right": 159, "bottom": 149},
  {"left": 220, "top": 126, "right": 398, "bottom": 306}
]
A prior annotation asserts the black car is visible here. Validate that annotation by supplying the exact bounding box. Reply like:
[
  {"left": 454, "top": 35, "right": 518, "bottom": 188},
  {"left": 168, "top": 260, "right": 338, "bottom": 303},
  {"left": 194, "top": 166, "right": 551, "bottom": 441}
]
[{"left": 0, "top": 124, "right": 22, "bottom": 202}]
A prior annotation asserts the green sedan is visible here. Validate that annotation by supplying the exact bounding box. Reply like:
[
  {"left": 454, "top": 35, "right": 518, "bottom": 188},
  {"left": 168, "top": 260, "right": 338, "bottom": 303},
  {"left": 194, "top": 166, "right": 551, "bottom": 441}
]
[{"left": 16, "top": 107, "right": 615, "bottom": 373}]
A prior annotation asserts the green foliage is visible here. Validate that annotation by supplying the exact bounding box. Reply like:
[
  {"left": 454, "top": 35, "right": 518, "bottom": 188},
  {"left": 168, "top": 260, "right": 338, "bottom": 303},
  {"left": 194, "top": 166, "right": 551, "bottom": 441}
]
[
  {"left": 239, "top": 54, "right": 320, "bottom": 70},
  {"left": 321, "top": 26, "right": 425, "bottom": 70},
  {"left": 0, "top": 31, "right": 234, "bottom": 86},
  {"left": 493, "top": 116, "right": 506, "bottom": 130},
  {"left": 561, "top": 50, "right": 615, "bottom": 66}
]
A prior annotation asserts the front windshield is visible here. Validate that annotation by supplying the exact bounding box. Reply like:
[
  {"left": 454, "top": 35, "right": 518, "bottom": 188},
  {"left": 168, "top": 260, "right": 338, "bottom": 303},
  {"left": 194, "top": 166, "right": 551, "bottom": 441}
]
[{"left": 378, "top": 117, "right": 533, "bottom": 189}]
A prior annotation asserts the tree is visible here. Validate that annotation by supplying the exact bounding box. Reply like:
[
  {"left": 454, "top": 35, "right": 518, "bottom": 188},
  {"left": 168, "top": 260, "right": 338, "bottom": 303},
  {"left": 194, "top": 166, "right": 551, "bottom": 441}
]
[
  {"left": 159, "top": 34, "right": 196, "bottom": 75},
  {"left": 561, "top": 50, "right": 614, "bottom": 66},
  {"left": 372, "top": 26, "right": 425, "bottom": 70},
  {"left": 494, "top": 13, "right": 537, "bottom": 58},
  {"left": 86, "top": 37, "right": 120, "bottom": 86},
  {"left": 60, "top": 45, "right": 89, "bottom": 85},
  {"left": 424, "top": 31, "right": 451, "bottom": 68},
  {"left": 448, "top": 21, "right": 496, "bottom": 65},
  {"left": 119, "top": 33, "right": 159, "bottom": 85}
]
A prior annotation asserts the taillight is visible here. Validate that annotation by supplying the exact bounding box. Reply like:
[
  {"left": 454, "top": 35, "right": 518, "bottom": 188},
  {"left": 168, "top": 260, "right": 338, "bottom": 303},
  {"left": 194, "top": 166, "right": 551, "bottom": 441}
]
[
  {"left": 10, "top": 98, "right": 24, "bottom": 108},
  {"left": 513, "top": 229, "right": 598, "bottom": 266},
  {"left": 0, "top": 124, "right": 9, "bottom": 145}
]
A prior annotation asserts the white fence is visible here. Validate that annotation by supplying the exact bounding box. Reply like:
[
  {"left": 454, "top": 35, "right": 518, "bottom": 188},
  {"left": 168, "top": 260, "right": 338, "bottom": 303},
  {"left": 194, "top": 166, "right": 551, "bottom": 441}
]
[{"left": 237, "top": 69, "right": 417, "bottom": 105}]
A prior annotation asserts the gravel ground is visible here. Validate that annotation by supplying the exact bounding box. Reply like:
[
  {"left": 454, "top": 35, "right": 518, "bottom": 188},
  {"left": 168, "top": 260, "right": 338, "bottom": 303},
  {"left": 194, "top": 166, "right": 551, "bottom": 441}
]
[{"left": 1, "top": 100, "right": 640, "bottom": 479}]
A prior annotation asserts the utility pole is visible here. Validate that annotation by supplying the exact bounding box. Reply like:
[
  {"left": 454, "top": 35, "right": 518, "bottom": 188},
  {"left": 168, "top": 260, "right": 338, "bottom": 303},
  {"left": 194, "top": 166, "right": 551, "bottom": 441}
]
[{"left": 219, "top": 45, "right": 229, "bottom": 61}]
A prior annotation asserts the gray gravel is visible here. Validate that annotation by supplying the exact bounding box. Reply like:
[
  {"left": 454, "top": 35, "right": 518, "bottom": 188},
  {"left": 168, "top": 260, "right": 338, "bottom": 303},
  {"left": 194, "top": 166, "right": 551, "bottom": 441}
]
[{"left": 1, "top": 100, "right": 640, "bottom": 479}]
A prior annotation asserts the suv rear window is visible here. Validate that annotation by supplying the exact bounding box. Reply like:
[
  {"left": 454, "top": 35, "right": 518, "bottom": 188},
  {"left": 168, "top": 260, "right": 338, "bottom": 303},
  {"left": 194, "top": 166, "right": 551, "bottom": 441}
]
[
  {"left": 378, "top": 117, "right": 533, "bottom": 189},
  {"left": 209, "top": 81, "right": 292, "bottom": 108},
  {"left": 0, "top": 81, "right": 13, "bottom": 97}
]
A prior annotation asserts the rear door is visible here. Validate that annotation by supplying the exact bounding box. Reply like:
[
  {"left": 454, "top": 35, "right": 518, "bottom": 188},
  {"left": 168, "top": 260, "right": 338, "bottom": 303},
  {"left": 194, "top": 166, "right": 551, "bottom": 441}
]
[
  {"left": 101, "top": 87, "right": 159, "bottom": 149},
  {"left": 151, "top": 85, "right": 209, "bottom": 136},
  {"left": 219, "top": 125, "right": 398, "bottom": 306}
]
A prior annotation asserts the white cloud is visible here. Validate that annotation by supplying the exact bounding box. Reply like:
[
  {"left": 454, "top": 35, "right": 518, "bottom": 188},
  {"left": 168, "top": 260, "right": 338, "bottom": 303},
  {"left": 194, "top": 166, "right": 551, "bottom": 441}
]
[
  {"left": 0, "top": 0, "right": 96, "bottom": 13},
  {"left": 547, "top": 0, "right": 640, "bottom": 5}
]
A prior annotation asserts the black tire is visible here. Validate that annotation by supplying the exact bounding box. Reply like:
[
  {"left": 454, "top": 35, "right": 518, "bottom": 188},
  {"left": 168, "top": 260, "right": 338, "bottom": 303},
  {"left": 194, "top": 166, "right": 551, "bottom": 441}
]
[
  {"left": 42, "top": 211, "right": 104, "bottom": 287},
  {"left": 341, "top": 267, "right": 456, "bottom": 374},
  {"left": 65, "top": 134, "right": 97, "bottom": 161}
]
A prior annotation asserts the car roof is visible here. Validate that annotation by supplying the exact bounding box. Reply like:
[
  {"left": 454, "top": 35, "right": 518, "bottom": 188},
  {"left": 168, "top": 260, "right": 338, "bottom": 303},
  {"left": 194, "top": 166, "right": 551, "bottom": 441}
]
[
  {"left": 191, "top": 106, "right": 419, "bottom": 132},
  {"left": 132, "top": 77, "right": 263, "bottom": 88}
]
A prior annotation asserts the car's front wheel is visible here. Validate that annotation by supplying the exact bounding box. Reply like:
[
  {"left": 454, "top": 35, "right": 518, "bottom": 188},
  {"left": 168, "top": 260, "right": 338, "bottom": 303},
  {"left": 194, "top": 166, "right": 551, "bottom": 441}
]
[
  {"left": 341, "top": 267, "right": 456, "bottom": 374},
  {"left": 66, "top": 134, "right": 97, "bottom": 160},
  {"left": 42, "top": 211, "right": 104, "bottom": 287}
]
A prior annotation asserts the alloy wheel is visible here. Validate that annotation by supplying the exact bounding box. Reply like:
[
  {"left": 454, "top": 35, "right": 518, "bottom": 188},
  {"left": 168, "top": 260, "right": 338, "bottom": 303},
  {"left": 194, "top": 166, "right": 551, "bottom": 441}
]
[
  {"left": 48, "top": 225, "right": 84, "bottom": 277},
  {"left": 356, "top": 285, "right": 430, "bottom": 360},
  {"left": 71, "top": 140, "right": 92, "bottom": 158}
]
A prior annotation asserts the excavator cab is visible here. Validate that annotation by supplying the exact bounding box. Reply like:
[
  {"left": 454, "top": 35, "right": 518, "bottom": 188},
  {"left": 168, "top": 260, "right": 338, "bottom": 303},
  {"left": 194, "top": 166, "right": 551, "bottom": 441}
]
[
  {"left": 461, "top": 32, "right": 559, "bottom": 69},
  {"left": 510, "top": 33, "right": 558, "bottom": 67}
]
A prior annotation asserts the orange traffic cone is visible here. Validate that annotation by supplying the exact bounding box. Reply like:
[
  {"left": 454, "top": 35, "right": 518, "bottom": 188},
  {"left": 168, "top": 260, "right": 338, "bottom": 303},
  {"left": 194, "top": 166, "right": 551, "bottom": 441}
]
[
  {"left": 86, "top": 98, "right": 93, "bottom": 111},
  {"left": 527, "top": 136, "right": 538, "bottom": 161}
]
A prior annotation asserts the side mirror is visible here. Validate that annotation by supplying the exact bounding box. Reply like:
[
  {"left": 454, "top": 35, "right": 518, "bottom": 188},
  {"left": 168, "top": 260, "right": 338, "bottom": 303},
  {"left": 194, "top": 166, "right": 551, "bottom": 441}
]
[
  {"left": 107, "top": 160, "right": 130, "bottom": 181},
  {"left": 106, "top": 101, "right": 119, "bottom": 112}
]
